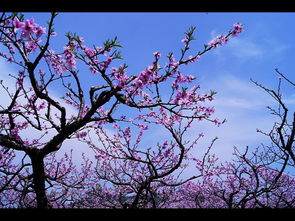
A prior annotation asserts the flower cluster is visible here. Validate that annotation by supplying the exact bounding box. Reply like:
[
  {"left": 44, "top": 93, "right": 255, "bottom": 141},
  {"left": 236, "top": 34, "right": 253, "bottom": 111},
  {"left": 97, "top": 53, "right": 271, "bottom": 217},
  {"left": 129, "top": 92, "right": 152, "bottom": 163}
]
[
  {"left": 76, "top": 131, "right": 88, "bottom": 139},
  {"left": 208, "top": 23, "right": 243, "bottom": 48},
  {"left": 173, "top": 88, "right": 197, "bottom": 106},
  {"left": 172, "top": 72, "right": 195, "bottom": 90},
  {"left": 132, "top": 65, "right": 157, "bottom": 89},
  {"left": 12, "top": 17, "right": 46, "bottom": 40},
  {"left": 111, "top": 66, "right": 128, "bottom": 88},
  {"left": 46, "top": 50, "right": 66, "bottom": 75},
  {"left": 63, "top": 42, "right": 77, "bottom": 70},
  {"left": 100, "top": 57, "right": 113, "bottom": 70},
  {"left": 231, "top": 23, "right": 243, "bottom": 36},
  {"left": 209, "top": 35, "right": 229, "bottom": 48}
]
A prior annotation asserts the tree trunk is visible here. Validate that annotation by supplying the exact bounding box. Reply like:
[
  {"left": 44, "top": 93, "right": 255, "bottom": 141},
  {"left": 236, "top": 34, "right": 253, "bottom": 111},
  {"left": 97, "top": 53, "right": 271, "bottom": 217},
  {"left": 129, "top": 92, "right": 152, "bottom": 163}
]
[{"left": 30, "top": 153, "right": 48, "bottom": 209}]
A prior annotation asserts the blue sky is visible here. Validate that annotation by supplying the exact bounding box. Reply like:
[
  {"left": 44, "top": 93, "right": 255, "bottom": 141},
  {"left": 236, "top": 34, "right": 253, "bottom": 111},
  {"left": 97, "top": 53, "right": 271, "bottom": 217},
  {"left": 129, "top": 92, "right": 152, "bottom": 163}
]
[
  {"left": 24, "top": 12, "right": 294, "bottom": 89},
  {"left": 1, "top": 12, "right": 295, "bottom": 165}
]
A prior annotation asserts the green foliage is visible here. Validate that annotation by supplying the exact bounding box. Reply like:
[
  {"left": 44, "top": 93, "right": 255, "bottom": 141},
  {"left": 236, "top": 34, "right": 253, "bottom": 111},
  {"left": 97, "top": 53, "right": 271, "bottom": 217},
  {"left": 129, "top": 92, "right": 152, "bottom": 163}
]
[
  {"left": 11, "top": 12, "right": 24, "bottom": 21},
  {"left": 65, "top": 32, "right": 81, "bottom": 43},
  {"left": 103, "top": 36, "right": 122, "bottom": 50},
  {"left": 185, "top": 26, "right": 196, "bottom": 41}
]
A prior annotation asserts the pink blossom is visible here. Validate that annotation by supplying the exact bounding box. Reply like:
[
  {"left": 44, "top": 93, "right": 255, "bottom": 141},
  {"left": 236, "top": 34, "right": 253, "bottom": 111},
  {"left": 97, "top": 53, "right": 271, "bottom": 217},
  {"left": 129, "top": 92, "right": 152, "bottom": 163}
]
[
  {"left": 112, "top": 67, "right": 128, "bottom": 87},
  {"left": 7, "top": 57, "right": 14, "bottom": 63},
  {"left": 198, "top": 133, "right": 204, "bottom": 137},
  {"left": 89, "top": 66, "right": 99, "bottom": 74},
  {"left": 25, "top": 40, "right": 38, "bottom": 53},
  {"left": 209, "top": 35, "right": 229, "bottom": 48},
  {"left": 82, "top": 46, "right": 95, "bottom": 57},
  {"left": 113, "top": 124, "right": 118, "bottom": 129},
  {"left": 64, "top": 44, "right": 76, "bottom": 69},
  {"left": 76, "top": 131, "right": 88, "bottom": 139},
  {"left": 231, "top": 23, "right": 243, "bottom": 36},
  {"left": 12, "top": 18, "right": 25, "bottom": 32},
  {"left": 36, "top": 26, "right": 46, "bottom": 38},
  {"left": 153, "top": 51, "right": 161, "bottom": 58},
  {"left": 20, "top": 18, "right": 38, "bottom": 39},
  {"left": 162, "top": 141, "right": 169, "bottom": 149},
  {"left": 79, "top": 37, "right": 84, "bottom": 42},
  {"left": 188, "top": 55, "right": 200, "bottom": 63},
  {"left": 213, "top": 118, "right": 221, "bottom": 127},
  {"left": 100, "top": 57, "right": 113, "bottom": 69},
  {"left": 137, "top": 124, "right": 148, "bottom": 130}
]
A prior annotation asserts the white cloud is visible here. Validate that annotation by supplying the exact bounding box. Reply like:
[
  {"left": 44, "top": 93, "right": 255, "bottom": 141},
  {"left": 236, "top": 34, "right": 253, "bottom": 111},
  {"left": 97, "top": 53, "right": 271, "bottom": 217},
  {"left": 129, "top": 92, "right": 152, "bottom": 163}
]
[
  {"left": 228, "top": 37, "right": 264, "bottom": 60},
  {"left": 187, "top": 74, "right": 278, "bottom": 164},
  {"left": 227, "top": 35, "right": 290, "bottom": 64},
  {"left": 208, "top": 27, "right": 290, "bottom": 65},
  {"left": 209, "top": 73, "right": 274, "bottom": 110}
]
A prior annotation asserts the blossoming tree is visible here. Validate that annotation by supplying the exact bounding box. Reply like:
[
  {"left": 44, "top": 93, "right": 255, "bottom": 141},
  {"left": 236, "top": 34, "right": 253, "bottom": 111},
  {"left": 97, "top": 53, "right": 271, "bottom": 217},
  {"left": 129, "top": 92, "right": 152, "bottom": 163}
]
[
  {"left": 162, "top": 71, "right": 295, "bottom": 208},
  {"left": 0, "top": 12, "right": 246, "bottom": 208}
]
